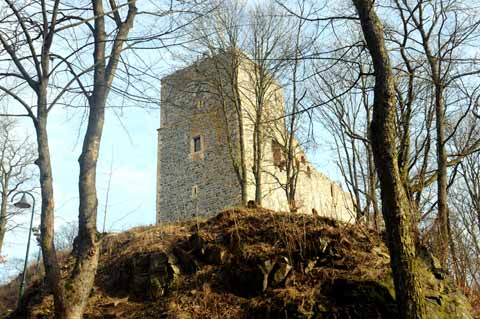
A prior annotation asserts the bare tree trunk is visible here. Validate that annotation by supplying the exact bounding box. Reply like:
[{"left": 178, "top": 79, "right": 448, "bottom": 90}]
[
  {"left": 0, "top": 191, "right": 7, "bottom": 255},
  {"left": 253, "top": 111, "right": 263, "bottom": 206},
  {"left": 232, "top": 61, "right": 248, "bottom": 206},
  {"left": 447, "top": 208, "right": 461, "bottom": 285},
  {"left": 366, "top": 143, "right": 381, "bottom": 230},
  {"left": 352, "top": 0, "right": 427, "bottom": 318},
  {"left": 238, "top": 103, "right": 248, "bottom": 206},
  {"left": 35, "top": 109, "right": 65, "bottom": 317},
  {"left": 285, "top": 26, "right": 302, "bottom": 211},
  {"left": 58, "top": 2, "right": 136, "bottom": 317},
  {"left": 435, "top": 86, "right": 449, "bottom": 267}
]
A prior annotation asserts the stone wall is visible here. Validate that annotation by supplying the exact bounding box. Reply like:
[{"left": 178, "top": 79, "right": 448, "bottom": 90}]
[
  {"left": 157, "top": 52, "right": 355, "bottom": 223},
  {"left": 157, "top": 67, "right": 242, "bottom": 223}
]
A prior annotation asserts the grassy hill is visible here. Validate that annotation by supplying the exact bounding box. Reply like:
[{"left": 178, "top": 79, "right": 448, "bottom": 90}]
[{"left": 1, "top": 208, "right": 475, "bottom": 318}]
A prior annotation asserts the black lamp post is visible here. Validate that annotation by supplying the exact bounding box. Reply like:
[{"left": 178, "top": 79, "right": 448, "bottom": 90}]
[{"left": 11, "top": 191, "right": 36, "bottom": 303}]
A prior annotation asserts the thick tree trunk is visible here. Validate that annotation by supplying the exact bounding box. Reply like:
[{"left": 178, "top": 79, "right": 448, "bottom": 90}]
[
  {"left": 352, "top": 1, "right": 427, "bottom": 318},
  {"left": 58, "top": 1, "right": 137, "bottom": 315},
  {"left": 58, "top": 96, "right": 104, "bottom": 318}
]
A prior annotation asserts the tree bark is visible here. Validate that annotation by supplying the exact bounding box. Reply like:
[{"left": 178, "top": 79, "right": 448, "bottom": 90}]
[
  {"left": 0, "top": 192, "right": 8, "bottom": 256},
  {"left": 434, "top": 85, "right": 449, "bottom": 267},
  {"left": 232, "top": 57, "right": 248, "bottom": 206},
  {"left": 352, "top": 0, "right": 427, "bottom": 318},
  {"left": 58, "top": 1, "right": 136, "bottom": 317},
  {"left": 400, "top": 0, "right": 450, "bottom": 269},
  {"left": 34, "top": 104, "right": 65, "bottom": 317},
  {"left": 253, "top": 109, "right": 263, "bottom": 206}
]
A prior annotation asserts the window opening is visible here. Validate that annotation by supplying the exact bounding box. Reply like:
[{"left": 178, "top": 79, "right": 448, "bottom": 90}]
[
  {"left": 272, "top": 139, "right": 283, "bottom": 167},
  {"left": 196, "top": 99, "right": 205, "bottom": 109},
  {"left": 193, "top": 136, "right": 202, "bottom": 153},
  {"left": 192, "top": 185, "right": 198, "bottom": 199}
]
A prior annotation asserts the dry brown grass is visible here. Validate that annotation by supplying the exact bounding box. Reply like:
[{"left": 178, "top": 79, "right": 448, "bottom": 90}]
[{"left": 0, "top": 208, "right": 472, "bottom": 319}]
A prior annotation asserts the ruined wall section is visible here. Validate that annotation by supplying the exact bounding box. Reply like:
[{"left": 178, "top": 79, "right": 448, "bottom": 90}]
[
  {"left": 235, "top": 63, "right": 289, "bottom": 212},
  {"left": 157, "top": 68, "right": 241, "bottom": 223},
  {"left": 235, "top": 61, "right": 354, "bottom": 221},
  {"left": 294, "top": 167, "right": 355, "bottom": 222}
]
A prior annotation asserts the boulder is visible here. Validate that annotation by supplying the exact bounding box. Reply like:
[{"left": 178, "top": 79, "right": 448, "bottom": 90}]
[
  {"left": 172, "top": 247, "right": 198, "bottom": 275},
  {"left": 227, "top": 258, "right": 276, "bottom": 297},
  {"left": 109, "top": 252, "right": 178, "bottom": 300},
  {"left": 269, "top": 256, "right": 292, "bottom": 287},
  {"left": 204, "top": 244, "right": 231, "bottom": 265}
]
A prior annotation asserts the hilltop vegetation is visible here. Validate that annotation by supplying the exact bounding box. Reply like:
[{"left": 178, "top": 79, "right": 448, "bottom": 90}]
[{"left": 0, "top": 209, "right": 474, "bottom": 318}]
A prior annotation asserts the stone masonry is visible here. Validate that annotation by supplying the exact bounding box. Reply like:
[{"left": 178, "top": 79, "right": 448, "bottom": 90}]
[{"left": 156, "top": 51, "right": 354, "bottom": 223}]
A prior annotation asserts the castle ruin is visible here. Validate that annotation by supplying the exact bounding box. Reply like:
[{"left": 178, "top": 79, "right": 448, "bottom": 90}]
[{"left": 156, "top": 51, "right": 354, "bottom": 223}]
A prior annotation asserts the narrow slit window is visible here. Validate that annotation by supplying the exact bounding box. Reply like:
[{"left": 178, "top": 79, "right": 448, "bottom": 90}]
[
  {"left": 196, "top": 99, "right": 205, "bottom": 109},
  {"left": 192, "top": 185, "right": 198, "bottom": 198},
  {"left": 193, "top": 136, "right": 202, "bottom": 153}
]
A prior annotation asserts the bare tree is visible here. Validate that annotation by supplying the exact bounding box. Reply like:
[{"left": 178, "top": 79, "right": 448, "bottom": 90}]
[
  {"left": 313, "top": 53, "right": 381, "bottom": 224},
  {"left": 189, "top": 0, "right": 315, "bottom": 209},
  {"left": 54, "top": 222, "right": 78, "bottom": 252},
  {"left": 241, "top": 2, "right": 292, "bottom": 206},
  {"left": 393, "top": 0, "right": 480, "bottom": 267},
  {"left": 276, "top": 0, "right": 315, "bottom": 213},
  {"left": 447, "top": 117, "right": 480, "bottom": 290},
  {"left": 0, "top": 0, "right": 200, "bottom": 317},
  {"left": 188, "top": 0, "right": 249, "bottom": 205},
  {"left": 0, "top": 118, "right": 36, "bottom": 256},
  {"left": 0, "top": 1, "right": 138, "bottom": 315},
  {"left": 352, "top": 0, "right": 427, "bottom": 317}
]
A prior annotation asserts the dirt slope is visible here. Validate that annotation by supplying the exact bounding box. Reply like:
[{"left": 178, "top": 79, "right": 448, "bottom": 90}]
[{"left": 1, "top": 208, "right": 474, "bottom": 318}]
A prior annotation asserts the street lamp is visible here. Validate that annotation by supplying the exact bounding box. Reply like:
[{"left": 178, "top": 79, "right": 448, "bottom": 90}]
[{"left": 11, "top": 191, "right": 36, "bottom": 303}]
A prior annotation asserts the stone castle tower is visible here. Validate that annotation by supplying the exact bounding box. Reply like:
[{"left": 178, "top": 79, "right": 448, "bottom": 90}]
[{"left": 156, "top": 51, "right": 354, "bottom": 223}]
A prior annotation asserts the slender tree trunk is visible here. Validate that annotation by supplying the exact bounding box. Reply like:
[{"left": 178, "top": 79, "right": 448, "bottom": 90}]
[
  {"left": 233, "top": 64, "right": 248, "bottom": 206},
  {"left": 285, "top": 45, "right": 300, "bottom": 211},
  {"left": 0, "top": 191, "right": 8, "bottom": 256},
  {"left": 435, "top": 85, "right": 449, "bottom": 267},
  {"left": 254, "top": 108, "right": 263, "bottom": 206},
  {"left": 61, "top": 92, "right": 104, "bottom": 317},
  {"left": 34, "top": 108, "right": 65, "bottom": 317},
  {"left": 404, "top": 1, "right": 450, "bottom": 268},
  {"left": 217, "top": 85, "right": 247, "bottom": 206},
  {"left": 367, "top": 144, "right": 381, "bottom": 230},
  {"left": 352, "top": 1, "right": 427, "bottom": 318},
  {"left": 447, "top": 208, "right": 461, "bottom": 286},
  {"left": 238, "top": 106, "right": 248, "bottom": 206}
]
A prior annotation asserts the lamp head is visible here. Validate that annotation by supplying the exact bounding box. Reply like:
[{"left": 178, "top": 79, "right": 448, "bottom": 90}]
[{"left": 14, "top": 194, "right": 31, "bottom": 209}]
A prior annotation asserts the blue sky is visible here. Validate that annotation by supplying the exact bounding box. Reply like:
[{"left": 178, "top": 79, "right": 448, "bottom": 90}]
[{"left": 1, "top": 99, "right": 162, "bottom": 281}]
